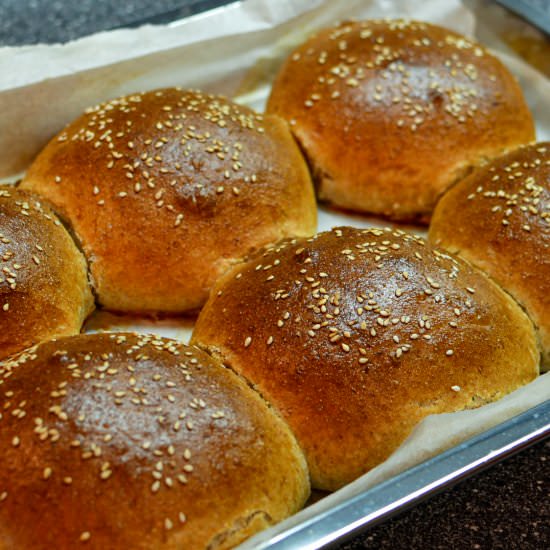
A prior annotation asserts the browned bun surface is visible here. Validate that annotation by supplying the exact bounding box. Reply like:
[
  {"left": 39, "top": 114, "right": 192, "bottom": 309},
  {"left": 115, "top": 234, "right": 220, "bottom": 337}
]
[
  {"left": 21, "top": 88, "right": 316, "bottom": 313},
  {"left": 430, "top": 142, "right": 549, "bottom": 370},
  {"left": 192, "top": 227, "right": 539, "bottom": 491},
  {"left": 0, "top": 332, "right": 309, "bottom": 549},
  {"left": 0, "top": 186, "right": 93, "bottom": 360},
  {"left": 266, "top": 19, "right": 535, "bottom": 222}
]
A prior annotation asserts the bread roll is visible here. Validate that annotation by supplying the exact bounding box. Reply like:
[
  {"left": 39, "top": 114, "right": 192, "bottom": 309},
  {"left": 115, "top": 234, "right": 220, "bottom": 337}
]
[
  {"left": 0, "top": 332, "right": 309, "bottom": 549},
  {"left": 266, "top": 19, "right": 535, "bottom": 222},
  {"left": 21, "top": 88, "right": 316, "bottom": 313},
  {"left": 192, "top": 227, "right": 539, "bottom": 491},
  {"left": 430, "top": 142, "right": 549, "bottom": 370},
  {"left": 0, "top": 185, "right": 93, "bottom": 360}
]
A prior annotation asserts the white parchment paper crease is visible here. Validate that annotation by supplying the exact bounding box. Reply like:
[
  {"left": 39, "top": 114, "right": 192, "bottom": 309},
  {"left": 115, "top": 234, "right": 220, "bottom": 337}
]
[{"left": 0, "top": 0, "right": 548, "bottom": 545}]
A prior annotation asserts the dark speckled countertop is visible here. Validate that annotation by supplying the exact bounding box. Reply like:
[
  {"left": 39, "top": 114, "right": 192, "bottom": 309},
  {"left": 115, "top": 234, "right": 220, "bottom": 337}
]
[{"left": 0, "top": 1, "right": 548, "bottom": 548}]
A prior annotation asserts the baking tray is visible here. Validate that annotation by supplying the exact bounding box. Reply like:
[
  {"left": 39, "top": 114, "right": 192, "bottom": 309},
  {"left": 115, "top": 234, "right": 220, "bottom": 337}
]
[
  {"left": 129, "top": 2, "right": 550, "bottom": 546},
  {"left": 1, "top": 1, "right": 549, "bottom": 548},
  {"left": 122, "top": 2, "right": 550, "bottom": 544}
]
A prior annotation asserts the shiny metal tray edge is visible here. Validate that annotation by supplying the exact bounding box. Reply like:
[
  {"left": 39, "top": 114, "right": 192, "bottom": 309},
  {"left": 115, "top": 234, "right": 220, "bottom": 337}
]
[
  {"left": 245, "top": 399, "right": 550, "bottom": 549},
  {"left": 496, "top": 0, "right": 550, "bottom": 36}
]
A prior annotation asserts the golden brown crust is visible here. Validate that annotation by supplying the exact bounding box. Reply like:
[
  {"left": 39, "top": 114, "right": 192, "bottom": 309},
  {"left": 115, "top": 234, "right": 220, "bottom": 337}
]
[
  {"left": 0, "top": 333, "right": 309, "bottom": 549},
  {"left": 266, "top": 19, "right": 535, "bottom": 222},
  {"left": 192, "top": 227, "right": 539, "bottom": 491},
  {"left": 0, "top": 185, "right": 93, "bottom": 360},
  {"left": 429, "top": 142, "right": 550, "bottom": 370},
  {"left": 21, "top": 88, "right": 316, "bottom": 313}
]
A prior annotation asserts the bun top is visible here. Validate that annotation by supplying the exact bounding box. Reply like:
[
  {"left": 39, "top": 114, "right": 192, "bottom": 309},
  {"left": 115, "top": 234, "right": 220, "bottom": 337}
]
[
  {"left": 0, "top": 185, "right": 93, "bottom": 359},
  {"left": 430, "top": 142, "right": 550, "bottom": 369},
  {"left": 192, "top": 226, "right": 539, "bottom": 491},
  {"left": 266, "top": 19, "right": 535, "bottom": 221},
  {"left": 0, "top": 332, "right": 309, "bottom": 549},
  {"left": 21, "top": 88, "right": 316, "bottom": 313}
]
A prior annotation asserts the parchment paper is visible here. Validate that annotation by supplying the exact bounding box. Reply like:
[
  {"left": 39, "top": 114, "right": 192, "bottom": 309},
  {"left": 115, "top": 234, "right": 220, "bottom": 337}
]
[{"left": 0, "top": 0, "right": 548, "bottom": 545}]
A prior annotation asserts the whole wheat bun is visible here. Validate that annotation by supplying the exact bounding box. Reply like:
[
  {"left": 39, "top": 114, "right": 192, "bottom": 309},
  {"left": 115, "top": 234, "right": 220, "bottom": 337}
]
[
  {"left": 266, "top": 19, "right": 535, "bottom": 222},
  {"left": 192, "top": 226, "right": 539, "bottom": 491},
  {"left": 0, "top": 332, "right": 309, "bottom": 549},
  {"left": 21, "top": 88, "right": 316, "bottom": 313},
  {"left": 0, "top": 186, "right": 93, "bottom": 360},
  {"left": 430, "top": 142, "right": 549, "bottom": 370}
]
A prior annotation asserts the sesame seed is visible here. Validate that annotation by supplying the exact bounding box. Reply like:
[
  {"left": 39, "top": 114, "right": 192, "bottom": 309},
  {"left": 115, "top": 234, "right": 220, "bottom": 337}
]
[
  {"left": 244, "top": 336, "right": 252, "bottom": 348},
  {"left": 451, "top": 385, "right": 461, "bottom": 392},
  {"left": 446, "top": 349, "right": 454, "bottom": 356},
  {"left": 80, "top": 532, "right": 91, "bottom": 542},
  {"left": 177, "top": 474, "right": 188, "bottom": 484}
]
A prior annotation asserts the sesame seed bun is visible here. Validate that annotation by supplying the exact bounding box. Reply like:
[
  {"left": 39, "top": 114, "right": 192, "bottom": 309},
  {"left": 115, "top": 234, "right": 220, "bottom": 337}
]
[
  {"left": 20, "top": 88, "right": 316, "bottom": 313},
  {"left": 266, "top": 19, "right": 535, "bottom": 222},
  {"left": 191, "top": 227, "right": 539, "bottom": 491},
  {"left": 0, "top": 333, "right": 309, "bottom": 549},
  {"left": 0, "top": 185, "right": 93, "bottom": 360},
  {"left": 429, "top": 142, "right": 549, "bottom": 370}
]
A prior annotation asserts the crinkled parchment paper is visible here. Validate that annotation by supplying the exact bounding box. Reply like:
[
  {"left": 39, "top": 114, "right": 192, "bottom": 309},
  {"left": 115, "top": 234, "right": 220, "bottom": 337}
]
[{"left": 0, "top": 0, "right": 548, "bottom": 544}]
